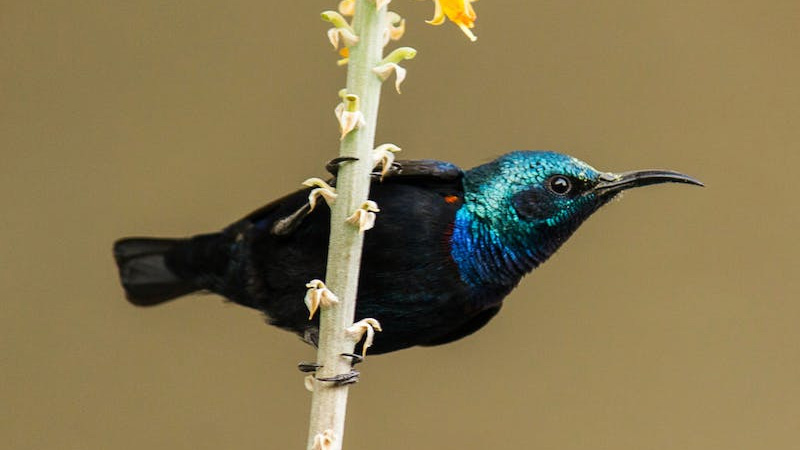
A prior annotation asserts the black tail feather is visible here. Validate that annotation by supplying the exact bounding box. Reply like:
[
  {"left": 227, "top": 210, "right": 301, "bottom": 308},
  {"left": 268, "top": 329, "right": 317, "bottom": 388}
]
[{"left": 113, "top": 238, "right": 201, "bottom": 306}]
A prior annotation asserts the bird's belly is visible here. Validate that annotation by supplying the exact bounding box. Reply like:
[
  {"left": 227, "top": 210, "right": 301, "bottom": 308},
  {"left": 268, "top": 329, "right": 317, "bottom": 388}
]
[{"left": 257, "top": 263, "right": 483, "bottom": 354}]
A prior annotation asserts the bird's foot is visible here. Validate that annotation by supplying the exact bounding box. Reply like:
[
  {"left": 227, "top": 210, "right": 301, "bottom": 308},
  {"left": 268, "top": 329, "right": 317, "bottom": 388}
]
[
  {"left": 340, "top": 352, "right": 364, "bottom": 366},
  {"left": 298, "top": 352, "right": 360, "bottom": 371},
  {"left": 297, "top": 361, "right": 322, "bottom": 373},
  {"left": 298, "top": 353, "right": 365, "bottom": 388},
  {"left": 324, "top": 155, "right": 401, "bottom": 180},
  {"left": 316, "top": 369, "right": 360, "bottom": 386},
  {"left": 326, "top": 156, "right": 359, "bottom": 176}
]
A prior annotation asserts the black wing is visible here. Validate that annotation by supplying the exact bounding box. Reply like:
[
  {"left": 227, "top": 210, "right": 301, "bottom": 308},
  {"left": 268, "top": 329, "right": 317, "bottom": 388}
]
[{"left": 227, "top": 159, "right": 464, "bottom": 237}]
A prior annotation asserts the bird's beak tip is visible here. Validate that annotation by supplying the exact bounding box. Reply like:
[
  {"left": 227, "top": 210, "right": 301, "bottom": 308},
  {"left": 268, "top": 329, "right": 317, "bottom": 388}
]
[{"left": 595, "top": 169, "right": 704, "bottom": 193}]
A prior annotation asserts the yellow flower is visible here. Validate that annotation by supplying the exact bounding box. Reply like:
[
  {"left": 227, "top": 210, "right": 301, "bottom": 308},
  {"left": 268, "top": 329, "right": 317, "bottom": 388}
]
[
  {"left": 426, "top": 0, "right": 478, "bottom": 42},
  {"left": 338, "top": 0, "right": 355, "bottom": 16}
]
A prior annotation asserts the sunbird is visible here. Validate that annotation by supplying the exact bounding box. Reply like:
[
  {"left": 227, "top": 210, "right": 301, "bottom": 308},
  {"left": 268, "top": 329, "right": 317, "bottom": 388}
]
[{"left": 114, "top": 151, "right": 701, "bottom": 355}]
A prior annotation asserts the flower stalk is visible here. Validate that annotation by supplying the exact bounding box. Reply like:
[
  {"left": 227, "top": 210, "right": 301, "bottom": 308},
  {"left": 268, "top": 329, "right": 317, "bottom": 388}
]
[{"left": 305, "top": 1, "right": 389, "bottom": 449}]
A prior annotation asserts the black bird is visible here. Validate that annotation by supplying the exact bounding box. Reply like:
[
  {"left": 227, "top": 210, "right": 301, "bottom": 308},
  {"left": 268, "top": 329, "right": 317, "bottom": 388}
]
[{"left": 113, "top": 151, "right": 701, "bottom": 354}]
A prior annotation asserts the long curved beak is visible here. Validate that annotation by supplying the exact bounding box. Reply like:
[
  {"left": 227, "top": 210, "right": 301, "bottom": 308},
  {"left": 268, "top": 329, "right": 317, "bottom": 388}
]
[{"left": 594, "top": 169, "right": 704, "bottom": 194}]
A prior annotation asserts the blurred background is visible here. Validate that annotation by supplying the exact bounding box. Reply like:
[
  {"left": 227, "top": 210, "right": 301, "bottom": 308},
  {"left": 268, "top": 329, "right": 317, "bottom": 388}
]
[{"left": 2, "top": 1, "right": 799, "bottom": 449}]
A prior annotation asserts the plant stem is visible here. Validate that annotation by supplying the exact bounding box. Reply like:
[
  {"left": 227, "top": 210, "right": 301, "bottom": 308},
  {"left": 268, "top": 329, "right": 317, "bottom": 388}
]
[{"left": 305, "top": 2, "right": 387, "bottom": 450}]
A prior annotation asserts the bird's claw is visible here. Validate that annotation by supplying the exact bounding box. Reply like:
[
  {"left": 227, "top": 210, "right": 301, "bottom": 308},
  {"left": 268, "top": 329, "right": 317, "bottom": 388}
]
[
  {"left": 326, "top": 156, "right": 359, "bottom": 175},
  {"left": 298, "top": 361, "right": 323, "bottom": 373},
  {"left": 299, "top": 353, "right": 362, "bottom": 384},
  {"left": 340, "top": 352, "right": 364, "bottom": 366},
  {"left": 325, "top": 155, "right": 402, "bottom": 179},
  {"left": 316, "top": 369, "right": 360, "bottom": 386}
]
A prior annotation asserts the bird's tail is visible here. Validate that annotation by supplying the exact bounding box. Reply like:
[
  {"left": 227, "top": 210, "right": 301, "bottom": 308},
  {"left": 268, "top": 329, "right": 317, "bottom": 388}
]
[{"left": 112, "top": 233, "right": 230, "bottom": 306}]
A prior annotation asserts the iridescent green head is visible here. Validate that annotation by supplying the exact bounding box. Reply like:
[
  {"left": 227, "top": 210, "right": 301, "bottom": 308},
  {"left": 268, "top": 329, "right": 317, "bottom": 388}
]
[{"left": 452, "top": 151, "right": 702, "bottom": 287}]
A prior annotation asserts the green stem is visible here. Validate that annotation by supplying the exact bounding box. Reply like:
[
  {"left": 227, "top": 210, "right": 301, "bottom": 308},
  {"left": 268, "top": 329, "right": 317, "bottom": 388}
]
[{"left": 306, "top": 2, "right": 387, "bottom": 450}]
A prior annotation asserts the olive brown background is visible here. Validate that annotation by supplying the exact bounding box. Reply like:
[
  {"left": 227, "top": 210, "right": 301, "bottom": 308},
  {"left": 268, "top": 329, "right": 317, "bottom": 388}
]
[{"left": 2, "top": 1, "right": 799, "bottom": 449}]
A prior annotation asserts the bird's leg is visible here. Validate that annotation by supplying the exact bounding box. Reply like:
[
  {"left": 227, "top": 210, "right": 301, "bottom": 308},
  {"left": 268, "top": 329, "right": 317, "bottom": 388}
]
[
  {"left": 325, "top": 156, "right": 359, "bottom": 176},
  {"left": 316, "top": 369, "right": 360, "bottom": 386}
]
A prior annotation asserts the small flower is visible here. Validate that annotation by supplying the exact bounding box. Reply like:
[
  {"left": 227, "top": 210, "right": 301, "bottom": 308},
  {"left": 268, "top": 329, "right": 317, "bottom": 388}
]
[
  {"left": 321, "top": 11, "right": 359, "bottom": 50},
  {"left": 372, "top": 143, "right": 401, "bottom": 179},
  {"left": 426, "top": 0, "right": 478, "bottom": 42},
  {"left": 327, "top": 27, "right": 359, "bottom": 50},
  {"left": 304, "top": 374, "right": 315, "bottom": 392},
  {"left": 346, "top": 318, "right": 383, "bottom": 357},
  {"left": 386, "top": 12, "right": 406, "bottom": 42},
  {"left": 302, "top": 178, "right": 338, "bottom": 211},
  {"left": 346, "top": 201, "right": 380, "bottom": 232},
  {"left": 380, "top": 46, "right": 418, "bottom": 65},
  {"left": 334, "top": 94, "right": 366, "bottom": 140},
  {"left": 338, "top": 0, "right": 355, "bottom": 16},
  {"left": 373, "top": 64, "right": 407, "bottom": 94},
  {"left": 304, "top": 279, "right": 340, "bottom": 319},
  {"left": 337, "top": 47, "right": 350, "bottom": 66},
  {"left": 311, "top": 429, "right": 336, "bottom": 450},
  {"left": 373, "top": 47, "right": 417, "bottom": 94}
]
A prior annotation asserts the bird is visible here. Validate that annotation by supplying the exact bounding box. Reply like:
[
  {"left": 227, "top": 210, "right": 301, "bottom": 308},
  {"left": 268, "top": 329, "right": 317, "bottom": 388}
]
[{"left": 113, "top": 151, "right": 702, "bottom": 355}]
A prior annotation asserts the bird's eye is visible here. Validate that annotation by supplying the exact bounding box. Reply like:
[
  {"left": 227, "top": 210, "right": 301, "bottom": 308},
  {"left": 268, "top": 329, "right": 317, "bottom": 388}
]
[{"left": 547, "top": 175, "right": 572, "bottom": 195}]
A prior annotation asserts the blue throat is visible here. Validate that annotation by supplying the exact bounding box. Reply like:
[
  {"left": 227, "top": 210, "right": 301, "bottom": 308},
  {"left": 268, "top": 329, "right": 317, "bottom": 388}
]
[{"left": 450, "top": 206, "right": 548, "bottom": 288}]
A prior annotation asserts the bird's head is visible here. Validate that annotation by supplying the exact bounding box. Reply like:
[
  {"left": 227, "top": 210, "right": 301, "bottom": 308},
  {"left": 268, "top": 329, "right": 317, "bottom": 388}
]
[{"left": 454, "top": 151, "right": 702, "bottom": 286}]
